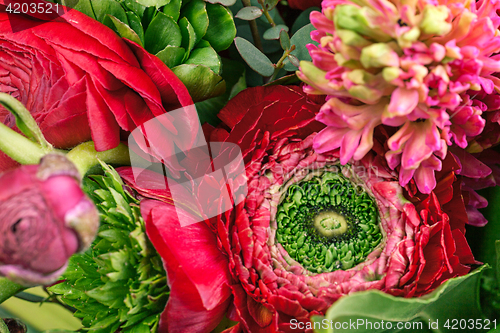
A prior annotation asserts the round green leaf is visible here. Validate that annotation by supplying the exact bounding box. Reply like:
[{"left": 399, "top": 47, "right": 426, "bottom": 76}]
[
  {"left": 108, "top": 15, "right": 142, "bottom": 46},
  {"left": 234, "top": 37, "right": 275, "bottom": 77},
  {"left": 263, "top": 24, "right": 289, "bottom": 40},
  {"left": 181, "top": 0, "right": 209, "bottom": 42},
  {"left": 145, "top": 12, "right": 182, "bottom": 54},
  {"left": 284, "top": 23, "right": 317, "bottom": 71},
  {"left": 235, "top": 6, "right": 262, "bottom": 20},
  {"left": 264, "top": 0, "right": 279, "bottom": 11},
  {"left": 155, "top": 46, "right": 185, "bottom": 68},
  {"left": 172, "top": 64, "right": 226, "bottom": 102},
  {"left": 204, "top": 4, "right": 236, "bottom": 52},
  {"left": 185, "top": 46, "right": 221, "bottom": 74},
  {"left": 279, "top": 29, "right": 290, "bottom": 50}
]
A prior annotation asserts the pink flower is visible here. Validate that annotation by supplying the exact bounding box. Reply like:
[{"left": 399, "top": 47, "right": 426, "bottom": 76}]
[
  {"left": 0, "top": 154, "right": 99, "bottom": 286},
  {"left": 299, "top": 0, "right": 500, "bottom": 193}
]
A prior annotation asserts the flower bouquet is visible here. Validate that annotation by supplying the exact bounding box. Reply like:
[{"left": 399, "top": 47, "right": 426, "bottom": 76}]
[{"left": 0, "top": 0, "right": 499, "bottom": 332}]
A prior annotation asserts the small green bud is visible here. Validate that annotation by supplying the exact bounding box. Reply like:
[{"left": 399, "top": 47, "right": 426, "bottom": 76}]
[
  {"left": 360, "top": 43, "right": 400, "bottom": 68},
  {"left": 382, "top": 67, "right": 401, "bottom": 82},
  {"left": 420, "top": 5, "right": 451, "bottom": 36}
]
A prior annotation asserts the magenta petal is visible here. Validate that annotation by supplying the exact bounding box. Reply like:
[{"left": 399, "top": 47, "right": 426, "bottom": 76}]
[
  {"left": 387, "top": 87, "right": 419, "bottom": 117},
  {"left": 313, "top": 127, "right": 348, "bottom": 153}
]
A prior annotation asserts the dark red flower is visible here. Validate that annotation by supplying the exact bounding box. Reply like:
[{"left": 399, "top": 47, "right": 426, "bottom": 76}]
[
  {"left": 120, "top": 86, "right": 476, "bottom": 332},
  {"left": 288, "top": 0, "right": 322, "bottom": 11},
  {"left": 0, "top": 0, "right": 194, "bottom": 171}
]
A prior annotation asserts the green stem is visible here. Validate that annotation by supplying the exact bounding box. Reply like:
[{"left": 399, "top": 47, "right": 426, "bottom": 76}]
[
  {"left": 0, "top": 123, "right": 47, "bottom": 165},
  {"left": 0, "top": 278, "right": 23, "bottom": 304},
  {"left": 269, "top": 46, "right": 295, "bottom": 82},
  {"left": 258, "top": 0, "right": 276, "bottom": 27},
  {"left": 66, "top": 142, "right": 130, "bottom": 176},
  {"left": 242, "top": 0, "right": 264, "bottom": 52},
  {"left": 0, "top": 318, "right": 8, "bottom": 333}
]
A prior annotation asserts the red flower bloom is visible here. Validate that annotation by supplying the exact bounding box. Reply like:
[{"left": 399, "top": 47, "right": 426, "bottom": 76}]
[
  {"left": 0, "top": 0, "right": 194, "bottom": 171},
  {"left": 120, "top": 86, "right": 475, "bottom": 332}
]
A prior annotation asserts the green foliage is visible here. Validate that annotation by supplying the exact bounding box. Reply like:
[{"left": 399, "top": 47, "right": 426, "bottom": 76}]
[
  {"left": 313, "top": 266, "right": 488, "bottom": 333},
  {"left": 234, "top": 37, "right": 274, "bottom": 76},
  {"left": 53, "top": 0, "right": 237, "bottom": 103},
  {"left": 48, "top": 164, "right": 168, "bottom": 333}
]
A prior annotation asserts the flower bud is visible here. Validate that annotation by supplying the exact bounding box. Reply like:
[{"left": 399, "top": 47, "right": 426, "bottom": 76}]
[{"left": 0, "top": 154, "right": 99, "bottom": 286}]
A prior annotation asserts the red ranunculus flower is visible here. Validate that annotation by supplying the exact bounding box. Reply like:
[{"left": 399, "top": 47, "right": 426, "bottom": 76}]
[
  {"left": 0, "top": 154, "right": 99, "bottom": 286},
  {"left": 0, "top": 0, "right": 194, "bottom": 171},
  {"left": 288, "top": 0, "right": 323, "bottom": 11},
  {"left": 119, "top": 86, "right": 476, "bottom": 333}
]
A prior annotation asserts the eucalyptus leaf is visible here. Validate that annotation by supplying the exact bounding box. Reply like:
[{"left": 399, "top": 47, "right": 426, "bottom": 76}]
[
  {"left": 134, "top": 0, "right": 170, "bottom": 7},
  {"left": 291, "top": 7, "right": 320, "bottom": 34},
  {"left": 313, "top": 266, "right": 487, "bottom": 333},
  {"left": 204, "top": 4, "right": 236, "bottom": 52},
  {"left": 163, "top": 0, "right": 182, "bottom": 21},
  {"left": 144, "top": 12, "right": 182, "bottom": 54},
  {"left": 155, "top": 46, "right": 185, "bottom": 68},
  {"left": 185, "top": 46, "right": 221, "bottom": 73},
  {"left": 263, "top": 24, "right": 289, "bottom": 40},
  {"left": 284, "top": 23, "right": 318, "bottom": 71},
  {"left": 263, "top": 0, "right": 279, "bottom": 11},
  {"left": 235, "top": 6, "right": 262, "bottom": 20},
  {"left": 172, "top": 64, "right": 226, "bottom": 102},
  {"left": 107, "top": 15, "right": 142, "bottom": 46},
  {"left": 234, "top": 37, "right": 275, "bottom": 77},
  {"left": 280, "top": 29, "right": 290, "bottom": 50},
  {"left": 181, "top": 0, "right": 209, "bottom": 42}
]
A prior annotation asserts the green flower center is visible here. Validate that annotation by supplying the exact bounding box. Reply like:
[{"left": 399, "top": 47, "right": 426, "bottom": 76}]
[{"left": 275, "top": 170, "right": 382, "bottom": 274}]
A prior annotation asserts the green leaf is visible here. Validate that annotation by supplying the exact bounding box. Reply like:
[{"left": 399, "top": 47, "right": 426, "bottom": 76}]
[
  {"left": 205, "top": 0, "right": 237, "bottom": 5},
  {"left": 122, "top": 0, "right": 146, "bottom": 19},
  {"left": 172, "top": 64, "right": 226, "bottom": 102},
  {"left": 107, "top": 15, "right": 143, "bottom": 46},
  {"left": 284, "top": 23, "right": 317, "bottom": 71},
  {"left": 92, "top": 0, "right": 128, "bottom": 26},
  {"left": 141, "top": 6, "right": 157, "bottom": 30},
  {"left": 195, "top": 58, "right": 246, "bottom": 126},
  {"left": 156, "top": 46, "right": 186, "bottom": 68},
  {"left": 0, "top": 93, "right": 51, "bottom": 151},
  {"left": 496, "top": 240, "right": 500, "bottom": 281},
  {"left": 235, "top": 6, "right": 262, "bottom": 20},
  {"left": 185, "top": 46, "right": 221, "bottom": 73},
  {"left": 134, "top": 0, "right": 170, "bottom": 7},
  {"left": 234, "top": 37, "right": 275, "bottom": 77},
  {"left": 263, "top": 24, "right": 289, "bottom": 40},
  {"left": 204, "top": 4, "right": 236, "bottom": 52},
  {"left": 57, "top": 0, "right": 96, "bottom": 20},
  {"left": 313, "top": 266, "right": 488, "bottom": 333},
  {"left": 280, "top": 29, "right": 290, "bottom": 50},
  {"left": 179, "top": 17, "right": 197, "bottom": 59},
  {"left": 163, "top": 0, "right": 182, "bottom": 21},
  {"left": 126, "top": 11, "right": 145, "bottom": 45},
  {"left": 181, "top": 0, "right": 209, "bottom": 42},
  {"left": 144, "top": 12, "right": 182, "bottom": 54},
  {"left": 291, "top": 7, "right": 320, "bottom": 34},
  {"left": 263, "top": 0, "right": 279, "bottom": 11}
]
